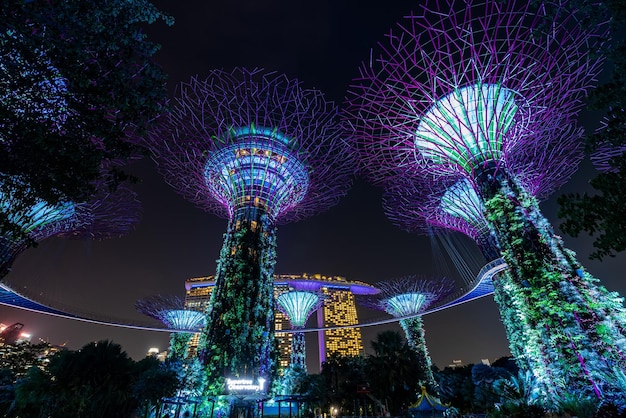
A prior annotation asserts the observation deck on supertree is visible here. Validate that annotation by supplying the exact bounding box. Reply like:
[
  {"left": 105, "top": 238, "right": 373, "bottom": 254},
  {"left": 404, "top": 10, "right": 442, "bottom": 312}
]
[
  {"left": 275, "top": 290, "right": 324, "bottom": 372},
  {"left": 346, "top": 0, "right": 626, "bottom": 403},
  {"left": 136, "top": 295, "right": 205, "bottom": 360},
  {"left": 145, "top": 68, "right": 355, "bottom": 387},
  {"left": 0, "top": 180, "right": 141, "bottom": 279},
  {"left": 363, "top": 277, "right": 453, "bottom": 388}
]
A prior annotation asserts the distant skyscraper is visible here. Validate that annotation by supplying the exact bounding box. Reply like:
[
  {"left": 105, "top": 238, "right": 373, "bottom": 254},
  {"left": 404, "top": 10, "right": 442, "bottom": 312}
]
[{"left": 183, "top": 273, "right": 377, "bottom": 369}]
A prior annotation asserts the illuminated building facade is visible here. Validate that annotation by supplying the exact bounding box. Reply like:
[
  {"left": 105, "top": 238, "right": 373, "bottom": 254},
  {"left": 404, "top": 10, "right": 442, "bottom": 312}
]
[{"left": 183, "top": 273, "right": 377, "bottom": 369}]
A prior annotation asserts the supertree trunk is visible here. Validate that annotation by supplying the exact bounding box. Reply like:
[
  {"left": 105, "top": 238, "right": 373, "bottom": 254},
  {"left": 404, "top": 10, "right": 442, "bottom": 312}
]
[
  {"left": 290, "top": 331, "right": 306, "bottom": 371},
  {"left": 476, "top": 165, "right": 626, "bottom": 401},
  {"left": 490, "top": 270, "right": 557, "bottom": 396},
  {"left": 200, "top": 206, "right": 277, "bottom": 389},
  {"left": 169, "top": 332, "right": 193, "bottom": 360},
  {"left": 399, "top": 316, "right": 435, "bottom": 388}
]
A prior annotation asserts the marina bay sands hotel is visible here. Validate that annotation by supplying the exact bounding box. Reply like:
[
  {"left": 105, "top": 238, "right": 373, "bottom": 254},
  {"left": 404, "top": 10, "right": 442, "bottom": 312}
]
[{"left": 184, "top": 273, "right": 378, "bottom": 369}]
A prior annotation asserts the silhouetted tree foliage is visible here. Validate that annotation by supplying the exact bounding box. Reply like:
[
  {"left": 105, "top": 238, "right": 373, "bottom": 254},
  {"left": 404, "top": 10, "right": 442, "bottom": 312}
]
[
  {"left": 0, "top": 0, "right": 172, "bottom": 242},
  {"left": 435, "top": 365, "right": 476, "bottom": 413},
  {"left": 12, "top": 340, "right": 180, "bottom": 418},
  {"left": 0, "top": 368, "right": 15, "bottom": 416},
  {"left": 321, "top": 352, "right": 368, "bottom": 414},
  {"left": 366, "top": 330, "right": 423, "bottom": 414},
  {"left": 557, "top": 0, "right": 626, "bottom": 260}
]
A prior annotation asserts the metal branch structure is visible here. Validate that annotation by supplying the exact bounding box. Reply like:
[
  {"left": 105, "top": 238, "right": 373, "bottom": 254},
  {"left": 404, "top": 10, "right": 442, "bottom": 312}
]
[
  {"left": 346, "top": 0, "right": 626, "bottom": 403},
  {"left": 383, "top": 177, "right": 551, "bottom": 386},
  {"left": 0, "top": 180, "right": 141, "bottom": 278},
  {"left": 590, "top": 112, "right": 626, "bottom": 172},
  {"left": 136, "top": 295, "right": 205, "bottom": 360},
  {"left": 364, "top": 276, "right": 453, "bottom": 388},
  {"left": 145, "top": 67, "right": 355, "bottom": 389},
  {"left": 275, "top": 291, "right": 324, "bottom": 372}
]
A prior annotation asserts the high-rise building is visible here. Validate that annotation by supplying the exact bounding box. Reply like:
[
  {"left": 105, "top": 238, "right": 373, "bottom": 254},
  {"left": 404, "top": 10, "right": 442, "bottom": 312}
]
[{"left": 183, "top": 273, "right": 378, "bottom": 369}]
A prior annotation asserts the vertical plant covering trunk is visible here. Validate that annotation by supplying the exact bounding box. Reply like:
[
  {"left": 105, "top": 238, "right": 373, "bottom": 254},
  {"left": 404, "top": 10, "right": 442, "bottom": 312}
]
[
  {"left": 290, "top": 332, "right": 306, "bottom": 370},
  {"left": 169, "top": 332, "right": 193, "bottom": 360},
  {"left": 478, "top": 165, "right": 626, "bottom": 402},
  {"left": 200, "top": 207, "right": 277, "bottom": 393},
  {"left": 490, "top": 270, "right": 555, "bottom": 394},
  {"left": 399, "top": 316, "right": 436, "bottom": 388}
]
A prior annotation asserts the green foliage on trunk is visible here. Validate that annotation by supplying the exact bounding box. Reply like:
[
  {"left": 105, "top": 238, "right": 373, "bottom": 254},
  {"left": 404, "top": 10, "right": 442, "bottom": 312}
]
[
  {"left": 200, "top": 209, "right": 277, "bottom": 394},
  {"left": 481, "top": 172, "right": 626, "bottom": 405}
]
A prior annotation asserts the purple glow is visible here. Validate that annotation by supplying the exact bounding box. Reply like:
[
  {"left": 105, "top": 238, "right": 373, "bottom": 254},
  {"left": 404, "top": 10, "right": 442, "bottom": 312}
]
[
  {"left": 365, "top": 276, "right": 454, "bottom": 317},
  {"left": 145, "top": 68, "right": 355, "bottom": 224},
  {"left": 590, "top": 113, "right": 626, "bottom": 172},
  {"left": 346, "top": 0, "right": 599, "bottom": 187},
  {"left": 1, "top": 180, "right": 140, "bottom": 278}
]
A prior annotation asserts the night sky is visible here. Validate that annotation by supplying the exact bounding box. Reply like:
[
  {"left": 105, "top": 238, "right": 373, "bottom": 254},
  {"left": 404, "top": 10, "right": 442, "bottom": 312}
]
[{"left": 2, "top": 0, "right": 626, "bottom": 373}]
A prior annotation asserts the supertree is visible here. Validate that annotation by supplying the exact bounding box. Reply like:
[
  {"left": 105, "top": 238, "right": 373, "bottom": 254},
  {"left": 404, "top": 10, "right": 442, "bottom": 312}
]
[
  {"left": 144, "top": 68, "right": 355, "bottom": 391},
  {"left": 362, "top": 276, "right": 453, "bottom": 388},
  {"left": 0, "top": 179, "right": 141, "bottom": 279},
  {"left": 136, "top": 295, "right": 206, "bottom": 360},
  {"left": 275, "top": 290, "right": 324, "bottom": 372},
  {"left": 346, "top": 0, "right": 626, "bottom": 403},
  {"left": 383, "top": 177, "right": 550, "bottom": 391}
]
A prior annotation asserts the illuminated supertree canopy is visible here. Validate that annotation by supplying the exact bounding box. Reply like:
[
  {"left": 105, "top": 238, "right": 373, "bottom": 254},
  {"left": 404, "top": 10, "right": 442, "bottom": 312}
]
[
  {"left": 136, "top": 295, "right": 205, "bottom": 360},
  {"left": 275, "top": 290, "right": 324, "bottom": 372},
  {"left": 364, "top": 276, "right": 453, "bottom": 388},
  {"left": 0, "top": 180, "right": 141, "bottom": 279},
  {"left": 145, "top": 67, "right": 355, "bottom": 390},
  {"left": 383, "top": 177, "right": 552, "bottom": 386},
  {"left": 347, "top": 0, "right": 626, "bottom": 404}
]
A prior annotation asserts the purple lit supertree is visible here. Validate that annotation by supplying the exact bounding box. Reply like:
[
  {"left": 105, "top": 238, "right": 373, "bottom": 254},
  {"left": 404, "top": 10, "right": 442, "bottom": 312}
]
[
  {"left": 145, "top": 68, "right": 355, "bottom": 390},
  {"left": 346, "top": 0, "right": 626, "bottom": 403},
  {"left": 0, "top": 180, "right": 141, "bottom": 279},
  {"left": 383, "top": 177, "right": 552, "bottom": 389},
  {"left": 275, "top": 290, "right": 324, "bottom": 373},
  {"left": 136, "top": 295, "right": 206, "bottom": 360},
  {"left": 363, "top": 277, "right": 453, "bottom": 388}
]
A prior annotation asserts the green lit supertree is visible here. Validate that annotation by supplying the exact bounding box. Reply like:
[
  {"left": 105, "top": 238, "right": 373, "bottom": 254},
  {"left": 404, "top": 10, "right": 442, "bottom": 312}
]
[
  {"left": 363, "top": 276, "right": 453, "bottom": 388},
  {"left": 275, "top": 290, "right": 324, "bottom": 372},
  {"left": 136, "top": 295, "right": 206, "bottom": 360},
  {"left": 347, "top": 0, "right": 626, "bottom": 403}
]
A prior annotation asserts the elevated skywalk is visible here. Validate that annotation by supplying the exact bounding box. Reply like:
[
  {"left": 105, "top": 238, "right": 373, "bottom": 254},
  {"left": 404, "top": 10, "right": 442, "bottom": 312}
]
[{"left": 0, "top": 258, "right": 507, "bottom": 333}]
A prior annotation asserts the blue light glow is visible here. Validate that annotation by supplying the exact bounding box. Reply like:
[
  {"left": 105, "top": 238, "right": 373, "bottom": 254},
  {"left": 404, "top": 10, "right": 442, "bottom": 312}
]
[
  {"left": 415, "top": 83, "right": 520, "bottom": 173},
  {"left": 204, "top": 126, "right": 310, "bottom": 220},
  {"left": 440, "top": 179, "right": 489, "bottom": 235},
  {"left": 0, "top": 188, "right": 75, "bottom": 234},
  {"left": 276, "top": 291, "right": 321, "bottom": 328},
  {"left": 386, "top": 293, "right": 428, "bottom": 317},
  {"left": 163, "top": 309, "right": 205, "bottom": 330}
]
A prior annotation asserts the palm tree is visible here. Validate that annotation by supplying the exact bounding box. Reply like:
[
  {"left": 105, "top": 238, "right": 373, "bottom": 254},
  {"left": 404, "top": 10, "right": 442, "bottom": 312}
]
[{"left": 367, "top": 331, "right": 421, "bottom": 414}]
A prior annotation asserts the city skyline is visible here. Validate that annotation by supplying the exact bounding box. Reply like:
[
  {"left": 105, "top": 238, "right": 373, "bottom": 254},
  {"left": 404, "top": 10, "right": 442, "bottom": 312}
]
[{"left": 1, "top": 0, "right": 625, "bottom": 373}]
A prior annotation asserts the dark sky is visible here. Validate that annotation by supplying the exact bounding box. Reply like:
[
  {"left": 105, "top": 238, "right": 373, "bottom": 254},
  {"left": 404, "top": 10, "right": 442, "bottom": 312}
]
[{"left": 2, "top": 0, "right": 626, "bottom": 372}]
